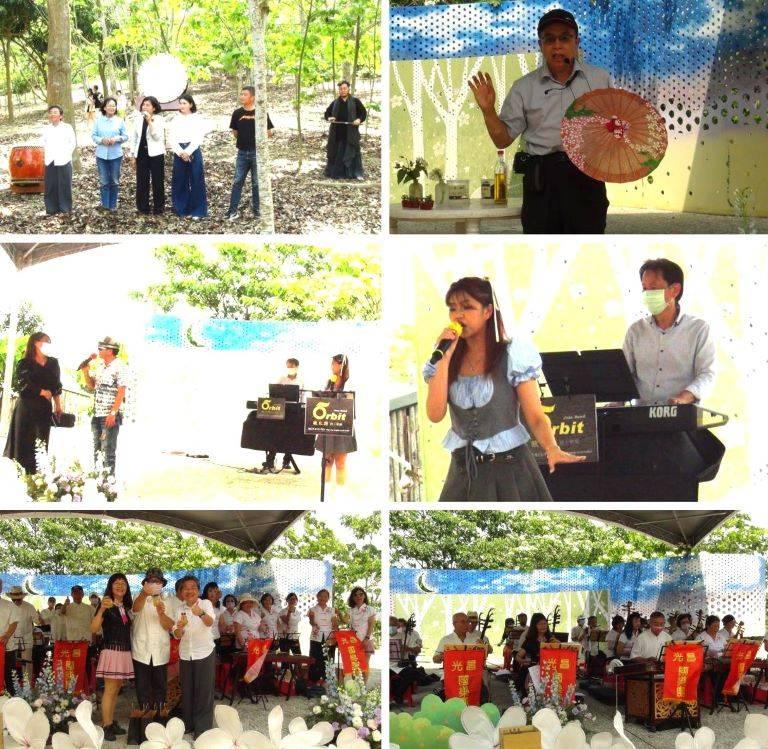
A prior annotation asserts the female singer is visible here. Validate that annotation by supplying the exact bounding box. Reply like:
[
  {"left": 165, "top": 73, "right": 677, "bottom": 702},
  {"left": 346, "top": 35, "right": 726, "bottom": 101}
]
[
  {"left": 92, "top": 574, "right": 133, "bottom": 740},
  {"left": 91, "top": 97, "right": 128, "bottom": 210},
  {"left": 316, "top": 354, "right": 357, "bottom": 486},
  {"left": 617, "top": 612, "right": 643, "bottom": 658},
  {"left": 278, "top": 592, "right": 302, "bottom": 654},
  {"left": 514, "top": 612, "right": 553, "bottom": 693},
  {"left": 169, "top": 94, "right": 208, "bottom": 219},
  {"left": 3, "top": 333, "right": 62, "bottom": 474},
  {"left": 425, "top": 276, "right": 584, "bottom": 501},
  {"left": 129, "top": 96, "right": 165, "bottom": 215},
  {"left": 348, "top": 587, "right": 377, "bottom": 656}
]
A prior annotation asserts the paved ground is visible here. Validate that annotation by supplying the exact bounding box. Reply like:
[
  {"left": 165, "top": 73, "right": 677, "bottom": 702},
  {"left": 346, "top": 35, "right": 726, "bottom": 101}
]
[
  {"left": 390, "top": 206, "right": 768, "bottom": 234},
  {"left": 392, "top": 663, "right": 759, "bottom": 748}
]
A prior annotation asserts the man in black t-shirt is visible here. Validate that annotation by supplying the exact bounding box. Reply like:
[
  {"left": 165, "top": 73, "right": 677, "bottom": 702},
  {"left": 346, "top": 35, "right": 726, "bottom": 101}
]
[{"left": 226, "top": 86, "right": 274, "bottom": 221}]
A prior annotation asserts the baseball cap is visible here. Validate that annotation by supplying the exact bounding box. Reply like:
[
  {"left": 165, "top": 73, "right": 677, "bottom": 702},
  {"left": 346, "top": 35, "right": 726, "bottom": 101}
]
[{"left": 538, "top": 9, "right": 578, "bottom": 36}]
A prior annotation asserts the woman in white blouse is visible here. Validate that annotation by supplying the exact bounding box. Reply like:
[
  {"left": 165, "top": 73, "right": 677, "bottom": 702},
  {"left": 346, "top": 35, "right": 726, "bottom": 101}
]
[
  {"left": 41, "top": 105, "right": 76, "bottom": 217},
  {"left": 259, "top": 593, "right": 280, "bottom": 645},
  {"left": 168, "top": 93, "right": 208, "bottom": 219},
  {"left": 278, "top": 592, "right": 302, "bottom": 654},
  {"left": 347, "top": 587, "right": 377, "bottom": 655},
  {"left": 617, "top": 612, "right": 643, "bottom": 658},
  {"left": 308, "top": 588, "right": 338, "bottom": 682},
  {"left": 233, "top": 594, "right": 264, "bottom": 648}
]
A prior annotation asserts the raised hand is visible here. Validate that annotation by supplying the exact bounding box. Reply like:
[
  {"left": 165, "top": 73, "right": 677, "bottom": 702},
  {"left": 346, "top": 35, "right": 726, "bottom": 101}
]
[{"left": 468, "top": 72, "right": 497, "bottom": 112}]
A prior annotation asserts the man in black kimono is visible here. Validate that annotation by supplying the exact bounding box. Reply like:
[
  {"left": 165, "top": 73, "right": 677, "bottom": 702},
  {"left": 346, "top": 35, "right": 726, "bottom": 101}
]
[{"left": 324, "top": 81, "right": 367, "bottom": 180}]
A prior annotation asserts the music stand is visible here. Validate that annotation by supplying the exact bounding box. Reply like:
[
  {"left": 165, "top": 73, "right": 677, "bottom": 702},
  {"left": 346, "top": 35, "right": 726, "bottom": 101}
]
[
  {"left": 716, "top": 640, "right": 751, "bottom": 714},
  {"left": 662, "top": 642, "right": 703, "bottom": 734},
  {"left": 540, "top": 349, "right": 640, "bottom": 403}
]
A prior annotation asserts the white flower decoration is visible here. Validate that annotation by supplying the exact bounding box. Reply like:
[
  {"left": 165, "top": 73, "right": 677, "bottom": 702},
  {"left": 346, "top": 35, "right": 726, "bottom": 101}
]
[
  {"left": 2, "top": 697, "right": 51, "bottom": 749},
  {"left": 328, "top": 729, "right": 369, "bottom": 749},
  {"left": 141, "top": 718, "right": 191, "bottom": 749},
  {"left": 194, "top": 705, "right": 334, "bottom": 749},
  {"left": 51, "top": 700, "right": 104, "bottom": 749},
  {"left": 448, "top": 705, "right": 527, "bottom": 749},
  {"left": 674, "top": 727, "right": 715, "bottom": 749}
]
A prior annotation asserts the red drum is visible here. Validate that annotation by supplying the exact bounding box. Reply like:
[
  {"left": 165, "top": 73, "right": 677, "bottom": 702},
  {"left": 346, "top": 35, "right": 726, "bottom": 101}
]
[{"left": 10, "top": 145, "right": 45, "bottom": 194}]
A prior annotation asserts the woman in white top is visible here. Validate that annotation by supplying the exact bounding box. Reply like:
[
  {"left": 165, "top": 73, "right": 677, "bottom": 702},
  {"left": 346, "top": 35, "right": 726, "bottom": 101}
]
[
  {"left": 278, "top": 592, "right": 302, "bottom": 654},
  {"left": 259, "top": 593, "right": 280, "bottom": 645},
  {"left": 168, "top": 93, "right": 208, "bottom": 219},
  {"left": 347, "top": 587, "right": 377, "bottom": 655},
  {"left": 129, "top": 96, "right": 166, "bottom": 216},
  {"left": 233, "top": 594, "right": 264, "bottom": 648},
  {"left": 172, "top": 575, "right": 215, "bottom": 739},
  {"left": 617, "top": 612, "right": 643, "bottom": 658},
  {"left": 201, "top": 582, "right": 222, "bottom": 640},
  {"left": 41, "top": 105, "right": 76, "bottom": 216},
  {"left": 604, "top": 615, "right": 625, "bottom": 658},
  {"left": 308, "top": 588, "right": 338, "bottom": 681}
]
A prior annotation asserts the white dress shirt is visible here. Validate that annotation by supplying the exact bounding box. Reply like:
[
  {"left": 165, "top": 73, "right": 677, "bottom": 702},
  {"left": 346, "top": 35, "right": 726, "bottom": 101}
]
[
  {"left": 42, "top": 122, "right": 76, "bottom": 166},
  {"left": 435, "top": 631, "right": 474, "bottom": 659},
  {"left": 309, "top": 604, "right": 336, "bottom": 642},
  {"left": 234, "top": 609, "right": 262, "bottom": 641},
  {"left": 10, "top": 601, "right": 37, "bottom": 649},
  {"left": 259, "top": 607, "right": 280, "bottom": 639},
  {"left": 63, "top": 602, "right": 93, "bottom": 642},
  {"left": 605, "top": 629, "right": 621, "bottom": 657},
  {"left": 671, "top": 628, "right": 692, "bottom": 641},
  {"left": 349, "top": 605, "right": 377, "bottom": 641},
  {"left": 630, "top": 629, "right": 672, "bottom": 660},
  {"left": 618, "top": 632, "right": 638, "bottom": 657},
  {"left": 175, "top": 599, "right": 215, "bottom": 661},
  {"left": 132, "top": 596, "right": 172, "bottom": 666},
  {"left": 277, "top": 607, "right": 302, "bottom": 638},
  {"left": 169, "top": 112, "right": 206, "bottom": 156},
  {"left": 697, "top": 631, "right": 724, "bottom": 658},
  {"left": 466, "top": 630, "right": 493, "bottom": 654},
  {"left": 623, "top": 313, "right": 715, "bottom": 403},
  {"left": 0, "top": 598, "right": 21, "bottom": 650}
]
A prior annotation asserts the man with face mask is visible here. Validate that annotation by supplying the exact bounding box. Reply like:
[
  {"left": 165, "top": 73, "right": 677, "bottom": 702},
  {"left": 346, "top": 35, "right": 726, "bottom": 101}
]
[
  {"left": 630, "top": 611, "right": 671, "bottom": 661},
  {"left": 623, "top": 258, "right": 715, "bottom": 406},
  {"left": 469, "top": 9, "right": 612, "bottom": 233},
  {"left": 261, "top": 357, "right": 303, "bottom": 473}
]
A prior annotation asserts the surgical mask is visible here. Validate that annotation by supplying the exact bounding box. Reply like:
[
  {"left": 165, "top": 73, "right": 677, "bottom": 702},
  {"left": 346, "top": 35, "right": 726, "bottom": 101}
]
[
  {"left": 389, "top": 626, "right": 398, "bottom": 636},
  {"left": 40, "top": 342, "right": 54, "bottom": 356},
  {"left": 286, "top": 367, "right": 297, "bottom": 377},
  {"left": 643, "top": 289, "right": 669, "bottom": 315},
  {"left": 143, "top": 582, "right": 162, "bottom": 595}
]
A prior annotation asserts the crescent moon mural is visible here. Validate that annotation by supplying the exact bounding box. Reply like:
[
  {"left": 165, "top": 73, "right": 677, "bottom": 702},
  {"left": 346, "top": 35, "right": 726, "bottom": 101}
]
[
  {"left": 24, "top": 575, "right": 42, "bottom": 595},
  {"left": 417, "top": 572, "right": 434, "bottom": 593}
]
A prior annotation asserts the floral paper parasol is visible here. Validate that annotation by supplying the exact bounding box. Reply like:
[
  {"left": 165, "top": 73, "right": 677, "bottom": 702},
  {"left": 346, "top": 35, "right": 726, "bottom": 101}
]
[{"left": 561, "top": 88, "right": 668, "bottom": 183}]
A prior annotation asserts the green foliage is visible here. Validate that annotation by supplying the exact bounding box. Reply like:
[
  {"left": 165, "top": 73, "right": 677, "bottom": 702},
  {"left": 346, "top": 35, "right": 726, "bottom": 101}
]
[
  {"left": 0, "top": 518, "right": 250, "bottom": 574},
  {"left": 0, "top": 338, "right": 28, "bottom": 396},
  {"left": 266, "top": 513, "right": 381, "bottom": 613},
  {"left": 132, "top": 242, "right": 381, "bottom": 321},
  {"left": 1, "top": 301, "right": 45, "bottom": 337},
  {"left": 389, "top": 511, "right": 767, "bottom": 570}
]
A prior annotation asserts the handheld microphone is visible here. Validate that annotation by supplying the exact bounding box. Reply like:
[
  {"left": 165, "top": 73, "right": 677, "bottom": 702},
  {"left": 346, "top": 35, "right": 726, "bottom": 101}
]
[
  {"left": 77, "top": 355, "right": 95, "bottom": 370},
  {"left": 430, "top": 322, "right": 463, "bottom": 365}
]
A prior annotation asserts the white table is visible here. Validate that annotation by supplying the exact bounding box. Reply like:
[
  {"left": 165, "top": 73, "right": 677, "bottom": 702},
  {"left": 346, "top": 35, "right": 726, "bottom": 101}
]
[{"left": 390, "top": 198, "right": 522, "bottom": 233}]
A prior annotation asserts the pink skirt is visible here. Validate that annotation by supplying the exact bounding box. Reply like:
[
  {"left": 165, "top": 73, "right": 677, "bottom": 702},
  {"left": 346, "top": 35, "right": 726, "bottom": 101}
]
[{"left": 96, "top": 648, "right": 135, "bottom": 680}]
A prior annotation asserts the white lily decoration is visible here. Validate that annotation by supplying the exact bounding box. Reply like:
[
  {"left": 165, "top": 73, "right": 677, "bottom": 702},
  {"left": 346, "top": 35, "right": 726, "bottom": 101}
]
[
  {"left": 739, "top": 712, "right": 768, "bottom": 748},
  {"left": 328, "top": 728, "right": 370, "bottom": 749},
  {"left": 674, "top": 727, "right": 715, "bottom": 749},
  {"left": 194, "top": 705, "right": 334, "bottom": 749},
  {"left": 141, "top": 718, "right": 191, "bottom": 749},
  {"left": 449, "top": 705, "right": 527, "bottom": 748},
  {"left": 51, "top": 701, "right": 104, "bottom": 749},
  {"left": 1, "top": 697, "right": 51, "bottom": 749}
]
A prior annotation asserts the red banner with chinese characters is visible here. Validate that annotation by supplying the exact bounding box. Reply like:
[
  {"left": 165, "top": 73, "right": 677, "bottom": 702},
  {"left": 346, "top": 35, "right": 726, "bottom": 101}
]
[
  {"left": 335, "top": 630, "right": 369, "bottom": 675},
  {"left": 0, "top": 645, "right": 5, "bottom": 692},
  {"left": 723, "top": 641, "right": 761, "bottom": 696},
  {"left": 539, "top": 646, "right": 578, "bottom": 701},
  {"left": 244, "top": 638, "right": 274, "bottom": 683},
  {"left": 443, "top": 647, "right": 486, "bottom": 706},
  {"left": 53, "top": 640, "right": 89, "bottom": 694},
  {"left": 169, "top": 636, "right": 180, "bottom": 665},
  {"left": 662, "top": 642, "right": 704, "bottom": 703}
]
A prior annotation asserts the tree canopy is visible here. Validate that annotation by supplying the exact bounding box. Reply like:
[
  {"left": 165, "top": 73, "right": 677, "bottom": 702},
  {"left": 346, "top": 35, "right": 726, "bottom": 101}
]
[
  {"left": 132, "top": 243, "right": 381, "bottom": 321},
  {"left": 389, "top": 511, "right": 768, "bottom": 570}
]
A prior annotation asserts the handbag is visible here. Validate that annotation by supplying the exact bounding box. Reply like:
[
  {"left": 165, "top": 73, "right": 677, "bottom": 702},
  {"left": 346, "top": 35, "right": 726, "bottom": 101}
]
[{"left": 52, "top": 412, "right": 76, "bottom": 428}]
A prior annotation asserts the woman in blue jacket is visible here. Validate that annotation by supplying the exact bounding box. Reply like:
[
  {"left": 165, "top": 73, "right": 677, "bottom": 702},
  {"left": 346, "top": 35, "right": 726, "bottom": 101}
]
[{"left": 92, "top": 96, "right": 128, "bottom": 210}]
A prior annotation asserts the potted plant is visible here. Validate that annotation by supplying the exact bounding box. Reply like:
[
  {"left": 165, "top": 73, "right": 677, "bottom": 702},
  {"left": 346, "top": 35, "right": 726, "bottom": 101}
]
[
  {"left": 395, "top": 157, "right": 428, "bottom": 199},
  {"left": 420, "top": 195, "right": 434, "bottom": 210},
  {"left": 400, "top": 194, "right": 419, "bottom": 209},
  {"left": 429, "top": 168, "right": 447, "bottom": 206}
]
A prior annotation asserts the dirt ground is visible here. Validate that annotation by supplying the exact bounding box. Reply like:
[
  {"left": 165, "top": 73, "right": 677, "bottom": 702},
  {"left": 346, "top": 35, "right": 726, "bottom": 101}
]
[{"left": 0, "top": 81, "right": 381, "bottom": 235}]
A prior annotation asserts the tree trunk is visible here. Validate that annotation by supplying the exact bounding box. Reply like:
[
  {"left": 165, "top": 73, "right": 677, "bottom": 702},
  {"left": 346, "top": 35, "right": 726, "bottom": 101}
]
[
  {"left": 294, "top": 0, "right": 315, "bottom": 164},
  {"left": 248, "top": 0, "right": 275, "bottom": 233},
  {"left": 2, "top": 38, "right": 13, "bottom": 122},
  {"left": 350, "top": 15, "right": 361, "bottom": 95},
  {"left": 47, "top": 0, "right": 80, "bottom": 170}
]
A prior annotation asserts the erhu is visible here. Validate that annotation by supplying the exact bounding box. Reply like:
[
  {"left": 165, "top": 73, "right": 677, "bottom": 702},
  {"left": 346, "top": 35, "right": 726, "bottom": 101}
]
[
  {"left": 547, "top": 605, "right": 561, "bottom": 634},
  {"left": 688, "top": 609, "right": 705, "bottom": 640},
  {"left": 479, "top": 608, "right": 495, "bottom": 642},
  {"left": 398, "top": 614, "right": 417, "bottom": 666}
]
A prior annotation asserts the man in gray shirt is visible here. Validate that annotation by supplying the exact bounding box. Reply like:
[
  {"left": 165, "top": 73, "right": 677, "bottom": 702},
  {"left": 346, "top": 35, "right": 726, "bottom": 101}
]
[
  {"left": 623, "top": 258, "right": 715, "bottom": 405},
  {"left": 469, "top": 9, "right": 612, "bottom": 233}
]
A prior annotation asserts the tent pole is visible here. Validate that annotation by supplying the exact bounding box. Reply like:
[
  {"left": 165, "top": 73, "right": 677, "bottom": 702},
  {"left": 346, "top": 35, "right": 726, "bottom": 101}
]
[{"left": 1, "top": 271, "right": 20, "bottom": 431}]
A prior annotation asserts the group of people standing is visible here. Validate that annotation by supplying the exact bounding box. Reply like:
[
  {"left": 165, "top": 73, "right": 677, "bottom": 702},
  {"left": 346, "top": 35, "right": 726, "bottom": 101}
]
[{"left": 2, "top": 574, "right": 377, "bottom": 740}]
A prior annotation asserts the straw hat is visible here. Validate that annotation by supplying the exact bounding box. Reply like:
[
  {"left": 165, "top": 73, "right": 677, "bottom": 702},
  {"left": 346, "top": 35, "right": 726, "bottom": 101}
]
[
  {"left": 7, "top": 585, "right": 27, "bottom": 599},
  {"left": 238, "top": 594, "right": 258, "bottom": 606}
]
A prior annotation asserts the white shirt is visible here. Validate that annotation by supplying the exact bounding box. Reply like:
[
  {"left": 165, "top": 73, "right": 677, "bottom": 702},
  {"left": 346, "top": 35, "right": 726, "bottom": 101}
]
[
  {"left": 717, "top": 628, "right": 736, "bottom": 648},
  {"left": 618, "top": 631, "right": 639, "bottom": 657},
  {"left": 209, "top": 607, "right": 221, "bottom": 639},
  {"left": 169, "top": 112, "right": 206, "bottom": 156},
  {"left": 42, "top": 122, "right": 76, "bottom": 166},
  {"left": 132, "top": 596, "right": 172, "bottom": 666},
  {"left": 219, "top": 608, "right": 236, "bottom": 634},
  {"left": 63, "top": 602, "right": 94, "bottom": 642},
  {"left": 605, "top": 629, "right": 621, "bottom": 657},
  {"left": 394, "top": 628, "right": 422, "bottom": 651},
  {"left": 309, "top": 604, "right": 336, "bottom": 642},
  {"left": 0, "top": 598, "right": 21, "bottom": 650},
  {"left": 630, "top": 629, "right": 672, "bottom": 660},
  {"left": 259, "top": 607, "right": 280, "bottom": 639},
  {"left": 129, "top": 113, "right": 166, "bottom": 158},
  {"left": 435, "top": 631, "right": 475, "bottom": 659},
  {"left": 349, "top": 604, "right": 377, "bottom": 641},
  {"left": 175, "top": 599, "right": 215, "bottom": 661},
  {"left": 466, "top": 630, "right": 493, "bottom": 654},
  {"left": 671, "top": 628, "right": 692, "bottom": 641},
  {"left": 571, "top": 625, "right": 585, "bottom": 642},
  {"left": 234, "top": 609, "right": 262, "bottom": 640},
  {"left": 698, "top": 631, "right": 724, "bottom": 658},
  {"left": 277, "top": 606, "right": 302, "bottom": 637},
  {"left": 51, "top": 612, "right": 66, "bottom": 641},
  {"left": 10, "top": 601, "right": 37, "bottom": 649},
  {"left": 38, "top": 607, "right": 56, "bottom": 627}
]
